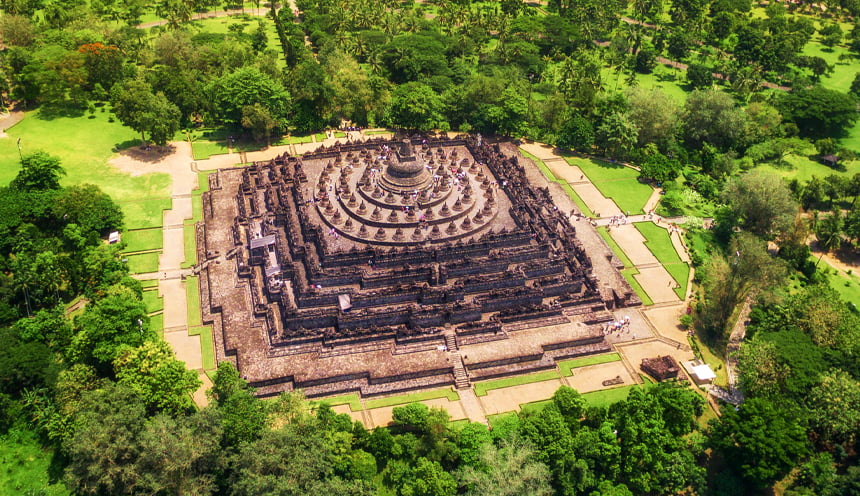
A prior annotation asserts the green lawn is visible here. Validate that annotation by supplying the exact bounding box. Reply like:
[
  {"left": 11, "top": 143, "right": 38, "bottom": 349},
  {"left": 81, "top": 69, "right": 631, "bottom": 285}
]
[
  {"left": 0, "top": 110, "right": 171, "bottom": 201},
  {"left": 801, "top": 41, "right": 856, "bottom": 94},
  {"left": 139, "top": 279, "right": 159, "bottom": 289},
  {"left": 192, "top": 140, "right": 229, "bottom": 160},
  {"left": 314, "top": 393, "right": 363, "bottom": 412},
  {"left": 364, "top": 388, "right": 460, "bottom": 410},
  {"left": 822, "top": 263, "right": 860, "bottom": 310},
  {"left": 120, "top": 198, "right": 172, "bottom": 230},
  {"left": 558, "top": 353, "right": 622, "bottom": 377},
  {"left": 122, "top": 228, "right": 164, "bottom": 253},
  {"left": 563, "top": 156, "right": 654, "bottom": 214},
  {"left": 597, "top": 227, "right": 634, "bottom": 267},
  {"left": 563, "top": 156, "right": 640, "bottom": 181},
  {"left": 0, "top": 430, "right": 70, "bottom": 496},
  {"left": 634, "top": 222, "right": 690, "bottom": 298},
  {"left": 142, "top": 289, "right": 164, "bottom": 314},
  {"left": 125, "top": 252, "right": 160, "bottom": 274},
  {"left": 473, "top": 370, "right": 561, "bottom": 397},
  {"left": 149, "top": 312, "right": 164, "bottom": 334},
  {"left": 182, "top": 224, "right": 198, "bottom": 269},
  {"left": 754, "top": 155, "right": 860, "bottom": 183},
  {"left": 290, "top": 134, "right": 315, "bottom": 144},
  {"left": 188, "top": 325, "right": 215, "bottom": 370},
  {"left": 185, "top": 276, "right": 202, "bottom": 327},
  {"left": 621, "top": 267, "right": 654, "bottom": 305},
  {"left": 581, "top": 384, "right": 641, "bottom": 408},
  {"left": 365, "top": 130, "right": 391, "bottom": 136},
  {"left": 603, "top": 63, "right": 690, "bottom": 103}
]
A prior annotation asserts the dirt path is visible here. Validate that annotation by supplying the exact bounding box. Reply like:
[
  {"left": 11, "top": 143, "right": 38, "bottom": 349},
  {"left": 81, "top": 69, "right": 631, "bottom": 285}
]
[{"left": 0, "top": 108, "right": 25, "bottom": 137}]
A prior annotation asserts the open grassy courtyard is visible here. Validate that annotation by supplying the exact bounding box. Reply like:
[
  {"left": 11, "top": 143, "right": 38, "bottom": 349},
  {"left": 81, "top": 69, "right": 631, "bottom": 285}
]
[{"left": 0, "top": 110, "right": 171, "bottom": 201}]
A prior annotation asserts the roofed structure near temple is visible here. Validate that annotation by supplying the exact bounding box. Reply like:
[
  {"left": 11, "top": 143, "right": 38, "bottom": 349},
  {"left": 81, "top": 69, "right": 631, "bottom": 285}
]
[{"left": 195, "top": 134, "right": 640, "bottom": 398}]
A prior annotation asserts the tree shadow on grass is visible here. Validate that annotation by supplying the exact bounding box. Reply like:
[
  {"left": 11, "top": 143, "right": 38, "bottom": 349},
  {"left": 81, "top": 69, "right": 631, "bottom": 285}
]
[{"left": 35, "top": 103, "right": 86, "bottom": 120}]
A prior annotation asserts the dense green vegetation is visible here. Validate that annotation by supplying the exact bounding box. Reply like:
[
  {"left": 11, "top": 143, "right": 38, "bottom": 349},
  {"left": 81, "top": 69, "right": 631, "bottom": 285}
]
[{"left": 2, "top": 0, "right": 860, "bottom": 492}]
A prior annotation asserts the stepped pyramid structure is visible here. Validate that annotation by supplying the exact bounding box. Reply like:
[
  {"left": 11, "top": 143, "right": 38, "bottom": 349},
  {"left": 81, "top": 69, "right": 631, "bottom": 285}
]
[{"left": 196, "top": 135, "right": 640, "bottom": 397}]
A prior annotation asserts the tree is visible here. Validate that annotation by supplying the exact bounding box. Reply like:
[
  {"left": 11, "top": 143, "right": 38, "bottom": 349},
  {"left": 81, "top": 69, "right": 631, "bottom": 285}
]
[
  {"left": 638, "top": 146, "right": 682, "bottom": 183},
  {"left": 682, "top": 89, "right": 748, "bottom": 151},
  {"left": 551, "top": 386, "right": 585, "bottom": 427},
  {"left": 819, "top": 23, "right": 843, "bottom": 48},
  {"left": 777, "top": 87, "right": 859, "bottom": 139},
  {"left": 709, "top": 397, "right": 810, "bottom": 488},
  {"left": 209, "top": 361, "right": 268, "bottom": 446},
  {"left": 231, "top": 423, "right": 374, "bottom": 495},
  {"left": 457, "top": 435, "right": 552, "bottom": 496},
  {"left": 385, "top": 457, "right": 457, "bottom": 496},
  {"left": 721, "top": 170, "right": 797, "bottom": 239},
  {"left": 626, "top": 87, "right": 679, "bottom": 150},
  {"left": 53, "top": 184, "right": 124, "bottom": 237},
  {"left": 815, "top": 211, "right": 843, "bottom": 256},
  {"left": 10, "top": 151, "right": 66, "bottom": 192},
  {"left": 686, "top": 64, "right": 713, "bottom": 90},
  {"left": 206, "top": 67, "right": 292, "bottom": 127},
  {"left": 698, "top": 232, "right": 786, "bottom": 338},
  {"left": 110, "top": 78, "right": 181, "bottom": 145},
  {"left": 808, "top": 369, "right": 860, "bottom": 446},
  {"left": 63, "top": 383, "right": 148, "bottom": 495},
  {"left": 389, "top": 82, "right": 444, "bottom": 131},
  {"left": 241, "top": 104, "right": 277, "bottom": 143},
  {"left": 595, "top": 111, "right": 638, "bottom": 159},
  {"left": 556, "top": 114, "right": 595, "bottom": 151},
  {"left": 113, "top": 340, "right": 201, "bottom": 415},
  {"left": 70, "top": 283, "right": 155, "bottom": 367},
  {"left": 132, "top": 410, "right": 223, "bottom": 496}
]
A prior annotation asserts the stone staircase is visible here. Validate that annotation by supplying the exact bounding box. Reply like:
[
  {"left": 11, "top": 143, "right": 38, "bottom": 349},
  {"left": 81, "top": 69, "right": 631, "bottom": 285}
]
[{"left": 444, "top": 331, "right": 471, "bottom": 390}]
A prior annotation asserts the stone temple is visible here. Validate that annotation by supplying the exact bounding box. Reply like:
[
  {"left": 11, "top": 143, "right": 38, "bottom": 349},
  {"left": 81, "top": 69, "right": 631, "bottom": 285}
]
[{"left": 196, "top": 135, "right": 640, "bottom": 397}]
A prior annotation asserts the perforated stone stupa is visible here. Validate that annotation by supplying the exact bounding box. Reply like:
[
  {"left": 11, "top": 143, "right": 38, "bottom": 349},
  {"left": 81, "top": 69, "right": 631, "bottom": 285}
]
[{"left": 196, "top": 135, "right": 640, "bottom": 398}]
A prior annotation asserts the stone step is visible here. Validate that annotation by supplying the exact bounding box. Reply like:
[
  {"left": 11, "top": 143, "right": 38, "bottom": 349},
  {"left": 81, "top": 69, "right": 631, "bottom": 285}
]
[{"left": 444, "top": 333, "right": 458, "bottom": 351}]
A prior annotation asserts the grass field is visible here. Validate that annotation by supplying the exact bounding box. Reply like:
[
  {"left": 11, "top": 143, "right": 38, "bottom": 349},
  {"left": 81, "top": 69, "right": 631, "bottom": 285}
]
[
  {"left": 821, "top": 263, "right": 860, "bottom": 307},
  {"left": 563, "top": 156, "right": 653, "bottom": 214},
  {"left": 182, "top": 224, "right": 197, "bottom": 269},
  {"left": 125, "top": 252, "right": 160, "bottom": 274},
  {"left": 0, "top": 430, "right": 70, "bottom": 496},
  {"left": 603, "top": 63, "right": 690, "bottom": 103},
  {"left": 142, "top": 289, "right": 164, "bottom": 314},
  {"left": 558, "top": 353, "right": 622, "bottom": 377},
  {"left": 192, "top": 140, "right": 229, "bottom": 160},
  {"left": 122, "top": 228, "right": 164, "bottom": 253},
  {"left": 364, "top": 388, "right": 460, "bottom": 410},
  {"left": 314, "top": 393, "right": 363, "bottom": 412},
  {"left": 139, "top": 279, "right": 159, "bottom": 289},
  {"left": 581, "top": 384, "right": 641, "bottom": 407},
  {"left": 473, "top": 370, "right": 560, "bottom": 397},
  {"left": 185, "top": 276, "right": 202, "bottom": 327},
  {"left": 621, "top": 267, "right": 654, "bottom": 305},
  {"left": 120, "top": 198, "right": 172, "bottom": 230},
  {"left": 0, "top": 110, "right": 171, "bottom": 201},
  {"left": 634, "top": 222, "right": 690, "bottom": 298},
  {"left": 149, "top": 312, "right": 164, "bottom": 334},
  {"left": 188, "top": 325, "right": 215, "bottom": 370}
]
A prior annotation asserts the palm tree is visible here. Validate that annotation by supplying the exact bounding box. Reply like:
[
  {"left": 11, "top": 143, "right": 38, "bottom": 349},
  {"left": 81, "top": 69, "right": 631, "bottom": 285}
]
[{"left": 815, "top": 211, "right": 844, "bottom": 267}]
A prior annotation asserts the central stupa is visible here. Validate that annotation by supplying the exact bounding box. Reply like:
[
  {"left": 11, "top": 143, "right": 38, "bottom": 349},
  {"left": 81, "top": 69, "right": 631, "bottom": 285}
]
[{"left": 379, "top": 139, "right": 432, "bottom": 194}]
